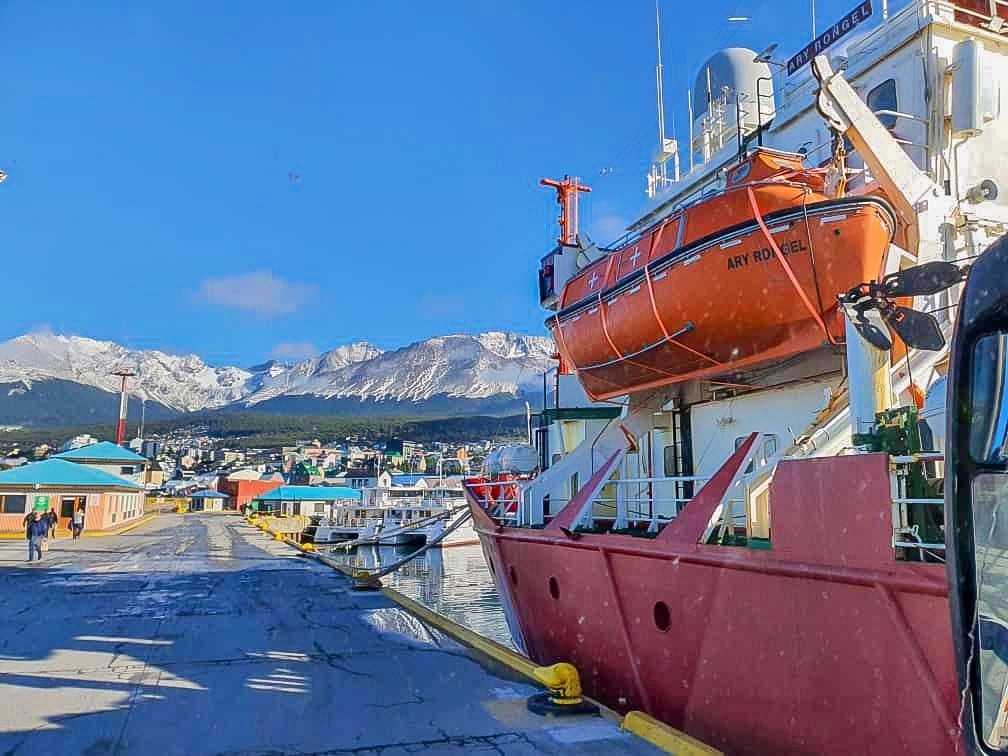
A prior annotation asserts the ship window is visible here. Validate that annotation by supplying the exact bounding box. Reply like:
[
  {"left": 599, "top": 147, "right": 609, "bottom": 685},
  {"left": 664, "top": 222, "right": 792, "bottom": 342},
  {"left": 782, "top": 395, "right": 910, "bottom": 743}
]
[
  {"left": 548, "top": 576, "right": 560, "bottom": 600},
  {"left": 663, "top": 445, "right": 678, "bottom": 477},
  {"left": 734, "top": 436, "right": 747, "bottom": 450},
  {"left": 868, "top": 79, "right": 898, "bottom": 130},
  {"left": 653, "top": 601, "right": 671, "bottom": 632},
  {"left": 764, "top": 435, "right": 778, "bottom": 458}
]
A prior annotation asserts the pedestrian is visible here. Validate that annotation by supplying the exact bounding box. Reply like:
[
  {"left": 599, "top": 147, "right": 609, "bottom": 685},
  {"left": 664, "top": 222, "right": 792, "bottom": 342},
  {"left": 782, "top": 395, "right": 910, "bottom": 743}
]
[
  {"left": 26, "top": 511, "right": 48, "bottom": 563},
  {"left": 22, "top": 510, "right": 33, "bottom": 540},
  {"left": 46, "top": 508, "right": 58, "bottom": 539},
  {"left": 72, "top": 508, "right": 85, "bottom": 540}
]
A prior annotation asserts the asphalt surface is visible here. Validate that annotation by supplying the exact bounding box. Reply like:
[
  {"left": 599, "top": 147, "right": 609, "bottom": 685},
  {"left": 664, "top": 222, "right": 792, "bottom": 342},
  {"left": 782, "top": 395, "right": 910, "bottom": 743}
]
[{"left": 0, "top": 514, "right": 659, "bottom": 755}]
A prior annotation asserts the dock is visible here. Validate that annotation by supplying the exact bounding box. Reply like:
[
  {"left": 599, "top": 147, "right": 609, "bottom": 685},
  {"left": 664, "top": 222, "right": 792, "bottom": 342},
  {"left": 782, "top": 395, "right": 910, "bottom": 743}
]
[{"left": 0, "top": 514, "right": 671, "bottom": 755}]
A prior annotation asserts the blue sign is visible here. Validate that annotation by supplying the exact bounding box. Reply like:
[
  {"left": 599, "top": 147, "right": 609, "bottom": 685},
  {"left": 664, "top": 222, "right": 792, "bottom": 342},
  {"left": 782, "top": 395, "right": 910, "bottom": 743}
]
[{"left": 786, "top": 1, "right": 873, "bottom": 76}]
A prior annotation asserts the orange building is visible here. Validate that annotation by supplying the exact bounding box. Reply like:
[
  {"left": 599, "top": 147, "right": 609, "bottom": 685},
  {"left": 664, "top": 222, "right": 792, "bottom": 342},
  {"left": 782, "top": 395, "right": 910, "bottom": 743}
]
[{"left": 219, "top": 475, "right": 284, "bottom": 511}]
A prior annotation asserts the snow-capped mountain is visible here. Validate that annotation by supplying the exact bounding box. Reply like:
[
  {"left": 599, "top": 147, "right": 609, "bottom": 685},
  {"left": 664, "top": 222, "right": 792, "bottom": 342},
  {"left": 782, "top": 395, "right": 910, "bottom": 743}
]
[
  {"left": 243, "top": 332, "right": 552, "bottom": 405},
  {"left": 0, "top": 333, "right": 253, "bottom": 412},
  {"left": 0, "top": 331, "right": 554, "bottom": 419}
]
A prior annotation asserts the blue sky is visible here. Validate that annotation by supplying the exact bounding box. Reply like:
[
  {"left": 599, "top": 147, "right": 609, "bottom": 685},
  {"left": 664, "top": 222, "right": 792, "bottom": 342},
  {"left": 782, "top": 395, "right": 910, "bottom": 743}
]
[{"left": 0, "top": 0, "right": 877, "bottom": 366}]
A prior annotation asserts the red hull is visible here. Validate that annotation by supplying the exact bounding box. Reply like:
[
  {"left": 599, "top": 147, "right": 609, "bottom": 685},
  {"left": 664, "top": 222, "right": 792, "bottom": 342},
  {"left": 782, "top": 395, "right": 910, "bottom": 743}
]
[{"left": 469, "top": 454, "right": 960, "bottom": 755}]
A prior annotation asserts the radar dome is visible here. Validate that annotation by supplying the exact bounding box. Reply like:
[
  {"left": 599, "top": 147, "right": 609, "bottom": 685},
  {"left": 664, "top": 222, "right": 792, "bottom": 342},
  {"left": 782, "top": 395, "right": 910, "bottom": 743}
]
[{"left": 692, "top": 47, "right": 774, "bottom": 132}]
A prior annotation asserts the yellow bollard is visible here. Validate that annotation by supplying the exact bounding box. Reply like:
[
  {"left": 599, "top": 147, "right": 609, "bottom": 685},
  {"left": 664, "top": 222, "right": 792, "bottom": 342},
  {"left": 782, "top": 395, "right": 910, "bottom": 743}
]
[{"left": 527, "top": 663, "right": 598, "bottom": 716}]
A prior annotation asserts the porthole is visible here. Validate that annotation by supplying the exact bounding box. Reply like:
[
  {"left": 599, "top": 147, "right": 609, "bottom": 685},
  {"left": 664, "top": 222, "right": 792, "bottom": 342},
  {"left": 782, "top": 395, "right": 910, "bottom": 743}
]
[
  {"left": 549, "top": 576, "right": 560, "bottom": 600},
  {"left": 833, "top": 228, "right": 841, "bottom": 236},
  {"left": 509, "top": 565, "right": 518, "bottom": 586},
  {"left": 653, "top": 601, "right": 671, "bottom": 632}
]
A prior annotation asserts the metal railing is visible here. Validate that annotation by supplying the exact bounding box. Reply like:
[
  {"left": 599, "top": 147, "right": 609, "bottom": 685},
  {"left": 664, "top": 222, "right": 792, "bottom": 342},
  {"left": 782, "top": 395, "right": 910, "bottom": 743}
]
[
  {"left": 890, "top": 452, "right": 945, "bottom": 560},
  {"left": 589, "top": 475, "right": 710, "bottom": 533}
]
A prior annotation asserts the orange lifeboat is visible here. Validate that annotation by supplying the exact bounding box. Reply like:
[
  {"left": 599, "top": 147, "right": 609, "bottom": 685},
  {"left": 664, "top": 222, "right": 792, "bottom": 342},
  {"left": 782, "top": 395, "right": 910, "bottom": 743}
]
[{"left": 543, "top": 149, "right": 897, "bottom": 401}]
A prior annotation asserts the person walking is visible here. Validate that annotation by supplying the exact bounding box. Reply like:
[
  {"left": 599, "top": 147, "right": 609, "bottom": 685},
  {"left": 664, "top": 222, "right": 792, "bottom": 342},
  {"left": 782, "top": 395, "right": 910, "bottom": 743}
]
[
  {"left": 71, "top": 508, "right": 85, "bottom": 540},
  {"left": 46, "top": 508, "right": 58, "bottom": 539},
  {"left": 26, "top": 511, "right": 48, "bottom": 563}
]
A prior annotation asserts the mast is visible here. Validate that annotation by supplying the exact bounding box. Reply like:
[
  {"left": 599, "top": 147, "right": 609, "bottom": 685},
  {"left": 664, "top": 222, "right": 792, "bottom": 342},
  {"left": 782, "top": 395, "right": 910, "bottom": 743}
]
[{"left": 655, "top": 1, "right": 667, "bottom": 185}]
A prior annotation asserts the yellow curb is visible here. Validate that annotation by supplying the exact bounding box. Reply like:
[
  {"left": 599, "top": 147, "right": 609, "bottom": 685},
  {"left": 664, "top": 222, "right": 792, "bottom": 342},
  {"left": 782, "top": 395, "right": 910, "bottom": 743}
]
[
  {"left": 303, "top": 536, "right": 720, "bottom": 755},
  {"left": 621, "top": 711, "right": 722, "bottom": 755},
  {"left": 380, "top": 586, "right": 542, "bottom": 680}
]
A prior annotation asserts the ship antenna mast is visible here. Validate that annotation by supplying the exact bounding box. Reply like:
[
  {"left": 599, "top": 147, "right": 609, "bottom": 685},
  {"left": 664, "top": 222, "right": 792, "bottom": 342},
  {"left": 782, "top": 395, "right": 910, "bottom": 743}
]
[
  {"left": 540, "top": 177, "right": 591, "bottom": 246},
  {"left": 655, "top": 0, "right": 667, "bottom": 186}
]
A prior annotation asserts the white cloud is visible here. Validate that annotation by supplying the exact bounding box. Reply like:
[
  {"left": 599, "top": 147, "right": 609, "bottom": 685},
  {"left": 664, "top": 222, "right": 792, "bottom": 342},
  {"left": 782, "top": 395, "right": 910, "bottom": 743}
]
[
  {"left": 198, "top": 271, "right": 318, "bottom": 316},
  {"left": 271, "top": 341, "right": 318, "bottom": 360}
]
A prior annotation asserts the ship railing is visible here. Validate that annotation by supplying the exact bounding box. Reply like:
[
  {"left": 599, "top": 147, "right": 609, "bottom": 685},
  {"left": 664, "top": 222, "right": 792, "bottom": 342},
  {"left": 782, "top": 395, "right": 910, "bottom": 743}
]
[
  {"left": 588, "top": 475, "right": 711, "bottom": 533},
  {"left": 464, "top": 486, "right": 522, "bottom": 526},
  {"left": 890, "top": 452, "right": 946, "bottom": 560},
  {"left": 700, "top": 433, "right": 774, "bottom": 545}
]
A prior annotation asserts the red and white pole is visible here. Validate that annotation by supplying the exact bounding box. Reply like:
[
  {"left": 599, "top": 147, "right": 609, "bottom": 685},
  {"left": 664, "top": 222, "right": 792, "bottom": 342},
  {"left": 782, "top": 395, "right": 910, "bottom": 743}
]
[{"left": 111, "top": 368, "right": 136, "bottom": 446}]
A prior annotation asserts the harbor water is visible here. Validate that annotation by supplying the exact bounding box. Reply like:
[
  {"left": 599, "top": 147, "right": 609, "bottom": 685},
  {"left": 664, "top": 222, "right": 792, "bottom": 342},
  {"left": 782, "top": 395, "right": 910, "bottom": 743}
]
[{"left": 322, "top": 541, "right": 515, "bottom": 649}]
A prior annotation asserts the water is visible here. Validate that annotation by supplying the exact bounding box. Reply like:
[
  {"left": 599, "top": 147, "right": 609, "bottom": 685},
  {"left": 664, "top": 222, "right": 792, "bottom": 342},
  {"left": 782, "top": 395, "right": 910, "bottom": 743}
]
[{"left": 322, "top": 542, "right": 515, "bottom": 649}]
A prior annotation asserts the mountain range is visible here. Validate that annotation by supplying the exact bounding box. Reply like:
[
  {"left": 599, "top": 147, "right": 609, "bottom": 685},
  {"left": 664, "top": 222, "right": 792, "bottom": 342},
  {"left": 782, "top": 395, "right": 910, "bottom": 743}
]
[{"left": 0, "top": 331, "right": 555, "bottom": 426}]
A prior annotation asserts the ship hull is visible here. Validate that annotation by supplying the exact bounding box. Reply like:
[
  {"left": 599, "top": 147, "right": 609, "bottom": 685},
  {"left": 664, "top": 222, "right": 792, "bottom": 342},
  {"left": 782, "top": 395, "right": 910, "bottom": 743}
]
[{"left": 468, "top": 454, "right": 959, "bottom": 755}]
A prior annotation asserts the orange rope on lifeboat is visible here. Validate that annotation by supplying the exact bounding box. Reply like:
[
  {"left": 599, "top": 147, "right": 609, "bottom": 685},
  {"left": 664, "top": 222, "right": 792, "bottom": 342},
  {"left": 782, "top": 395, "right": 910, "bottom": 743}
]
[
  {"left": 643, "top": 266, "right": 722, "bottom": 366},
  {"left": 745, "top": 186, "right": 833, "bottom": 344}
]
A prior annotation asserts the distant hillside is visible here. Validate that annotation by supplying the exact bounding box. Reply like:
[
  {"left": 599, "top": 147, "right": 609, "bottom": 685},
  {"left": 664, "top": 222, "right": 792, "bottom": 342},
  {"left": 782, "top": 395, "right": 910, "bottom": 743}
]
[
  {"left": 0, "top": 380, "right": 177, "bottom": 427},
  {"left": 0, "top": 412, "right": 529, "bottom": 449}
]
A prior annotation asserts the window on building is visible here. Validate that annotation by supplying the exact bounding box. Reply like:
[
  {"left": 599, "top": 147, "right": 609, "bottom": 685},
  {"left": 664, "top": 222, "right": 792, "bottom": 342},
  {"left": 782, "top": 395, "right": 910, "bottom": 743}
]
[
  {"left": 1, "top": 494, "right": 27, "bottom": 514},
  {"left": 314, "top": 503, "right": 326, "bottom": 513},
  {"left": 867, "top": 78, "right": 898, "bottom": 129},
  {"left": 120, "top": 466, "right": 134, "bottom": 475}
]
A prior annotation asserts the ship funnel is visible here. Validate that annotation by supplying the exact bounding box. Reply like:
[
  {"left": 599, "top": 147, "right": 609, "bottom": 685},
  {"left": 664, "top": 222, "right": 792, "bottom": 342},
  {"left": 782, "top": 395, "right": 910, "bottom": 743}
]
[{"left": 691, "top": 48, "right": 774, "bottom": 161}]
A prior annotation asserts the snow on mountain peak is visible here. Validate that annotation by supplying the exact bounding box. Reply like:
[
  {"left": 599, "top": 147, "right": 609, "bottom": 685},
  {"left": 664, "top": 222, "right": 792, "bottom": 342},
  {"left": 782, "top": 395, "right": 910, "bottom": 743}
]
[{"left": 0, "top": 331, "right": 554, "bottom": 412}]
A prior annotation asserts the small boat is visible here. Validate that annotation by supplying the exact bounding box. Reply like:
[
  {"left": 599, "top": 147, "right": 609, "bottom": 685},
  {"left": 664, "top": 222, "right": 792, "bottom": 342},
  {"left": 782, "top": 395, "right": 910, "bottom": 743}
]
[
  {"left": 542, "top": 148, "right": 897, "bottom": 401},
  {"left": 304, "top": 505, "right": 384, "bottom": 544}
]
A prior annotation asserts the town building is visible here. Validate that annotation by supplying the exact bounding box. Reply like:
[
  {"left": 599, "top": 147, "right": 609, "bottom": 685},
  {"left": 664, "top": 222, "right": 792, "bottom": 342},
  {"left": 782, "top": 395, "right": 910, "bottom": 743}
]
[
  {"left": 250, "top": 485, "right": 360, "bottom": 518},
  {"left": 220, "top": 470, "right": 284, "bottom": 511},
  {"left": 61, "top": 434, "right": 99, "bottom": 452},
  {"left": 188, "top": 490, "right": 229, "bottom": 513},
  {"left": 0, "top": 458, "right": 144, "bottom": 534},
  {"left": 52, "top": 441, "right": 149, "bottom": 487}
]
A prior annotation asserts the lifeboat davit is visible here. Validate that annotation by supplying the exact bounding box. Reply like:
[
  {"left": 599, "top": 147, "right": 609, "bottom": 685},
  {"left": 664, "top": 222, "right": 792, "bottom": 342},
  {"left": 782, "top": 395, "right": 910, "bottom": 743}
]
[{"left": 546, "top": 149, "right": 897, "bottom": 401}]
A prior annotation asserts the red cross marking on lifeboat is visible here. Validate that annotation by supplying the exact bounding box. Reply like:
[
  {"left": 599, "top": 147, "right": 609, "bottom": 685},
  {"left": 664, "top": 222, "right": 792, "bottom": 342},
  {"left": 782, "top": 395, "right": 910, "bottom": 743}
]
[
  {"left": 629, "top": 248, "right": 640, "bottom": 266},
  {"left": 588, "top": 271, "right": 600, "bottom": 288}
]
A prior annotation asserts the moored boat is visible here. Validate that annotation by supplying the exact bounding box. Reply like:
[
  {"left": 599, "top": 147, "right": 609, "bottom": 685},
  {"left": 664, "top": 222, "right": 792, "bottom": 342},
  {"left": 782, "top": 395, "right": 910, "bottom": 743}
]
[{"left": 468, "top": 2, "right": 1008, "bottom": 753}]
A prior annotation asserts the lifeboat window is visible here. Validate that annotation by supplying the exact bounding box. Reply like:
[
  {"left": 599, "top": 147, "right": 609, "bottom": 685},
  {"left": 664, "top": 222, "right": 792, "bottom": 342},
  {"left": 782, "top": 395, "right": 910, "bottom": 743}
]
[{"left": 867, "top": 79, "right": 898, "bottom": 130}]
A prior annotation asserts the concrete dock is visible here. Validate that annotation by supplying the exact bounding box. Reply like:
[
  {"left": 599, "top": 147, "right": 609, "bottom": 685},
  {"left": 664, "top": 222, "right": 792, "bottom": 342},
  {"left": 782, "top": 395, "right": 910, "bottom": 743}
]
[{"left": 0, "top": 514, "right": 663, "bottom": 755}]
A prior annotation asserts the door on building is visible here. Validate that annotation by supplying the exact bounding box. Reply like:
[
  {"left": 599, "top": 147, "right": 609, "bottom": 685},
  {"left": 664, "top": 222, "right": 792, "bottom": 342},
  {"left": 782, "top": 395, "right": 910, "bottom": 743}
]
[{"left": 59, "top": 497, "right": 84, "bottom": 531}]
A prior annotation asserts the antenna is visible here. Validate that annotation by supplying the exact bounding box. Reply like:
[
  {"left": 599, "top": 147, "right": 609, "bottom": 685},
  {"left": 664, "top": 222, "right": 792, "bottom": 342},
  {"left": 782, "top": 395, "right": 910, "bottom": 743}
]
[
  {"left": 687, "top": 89, "right": 695, "bottom": 172},
  {"left": 655, "top": 0, "right": 667, "bottom": 185}
]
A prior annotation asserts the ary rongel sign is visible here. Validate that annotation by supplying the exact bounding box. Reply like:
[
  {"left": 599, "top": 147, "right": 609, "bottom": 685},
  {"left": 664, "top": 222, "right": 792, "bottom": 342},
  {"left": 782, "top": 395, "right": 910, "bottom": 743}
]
[{"left": 786, "top": 1, "right": 873, "bottom": 75}]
